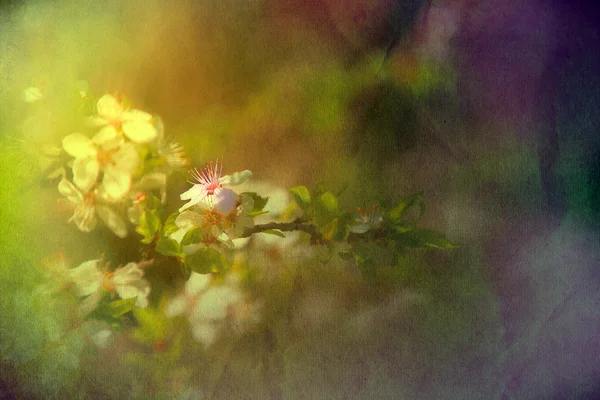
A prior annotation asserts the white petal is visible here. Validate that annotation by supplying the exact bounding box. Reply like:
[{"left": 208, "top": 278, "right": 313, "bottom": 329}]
[
  {"left": 175, "top": 211, "right": 204, "bottom": 230},
  {"left": 185, "top": 272, "right": 211, "bottom": 294},
  {"left": 62, "top": 133, "right": 96, "bottom": 158},
  {"left": 92, "top": 125, "right": 119, "bottom": 145},
  {"left": 58, "top": 178, "right": 83, "bottom": 203},
  {"left": 97, "top": 204, "right": 128, "bottom": 238},
  {"left": 73, "top": 156, "right": 99, "bottom": 193},
  {"left": 213, "top": 188, "right": 238, "bottom": 216},
  {"left": 88, "top": 115, "right": 109, "bottom": 127},
  {"left": 112, "top": 262, "right": 143, "bottom": 284},
  {"left": 102, "top": 167, "right": 131, "bottom": 200},
  {"left": 191, "top": 321, "right": 218, "bottom": 347},
  {"left": 180, "top": 184, "right": 205, "bottom": 201},
  {"left": 122, "top": 120, "right": 157, "bottom": 143},
  {"left": 97, "top": 94, "right": 123, "bottom": 119},
  {"left": 194, "top": 286, "right": 241, "bottom": 321},
  {"left": 113, "top": 143, "right": 139, "bottom": 173},
  {"left": 179, "top": 188, "right": 207, "bottom": 212},
  {"left": 122, "top": 109, "right": 152, "bottom": 122},
  {"left": 165, "top": 295, "right": 188, "bottom": 317},
  {"left": 114, "top": 278, "right": 150, "bottom": 308},
  {"left": 73, "top": 201, "right": 98, "bottom": 232},
  {"left": 69, "top": 260, "right": 102, "bottom": 297},
  {"left": 220, "top": 170, "right": 252, "bottom": 186}
]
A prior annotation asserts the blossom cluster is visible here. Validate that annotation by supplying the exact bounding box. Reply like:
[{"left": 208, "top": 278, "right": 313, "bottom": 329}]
[{"left": 24, "top": 87, "right": 188, "bottom": 238}]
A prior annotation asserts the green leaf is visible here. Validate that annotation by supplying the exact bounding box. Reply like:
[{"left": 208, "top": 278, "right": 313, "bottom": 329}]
[
  {"left": 387, "top": 193, "right": 424, "bottom": 231},
  {"left": 136, "top": 209, "right": 161, "bottom": 244},
  {"left": 155, "top": 238, "right": 183, "bottom": 257},
  {"left": 179, "top": 260, "right": 192, "bottom": 280},
  {"left": 261, "top": 229, "right": 286, "bottom": 238},
  {"left": 105, "top": 297, "right": 138, "bottom": 318},
  {"left": 313, "top": 191, "right": 339, "bottom": 226},
  {"left": 290, "top": 186, "right": 311, "bottom": 211},
  {"left": 163, "top": 212, "right": 180, "bottom": 237},
  {"left": 131, "top": 306, "right": 170, "bottom": 346},
  {"left": 396, "top": 229, "right": 457, "bottom": 249},
  {"left": 249, "top": 210, "right": 269, "bottom": 217},
  {"left": 185, "top": 248, "right": 228, "bottom": 274},
  {"left": 332, "top": 212, "right": 355, "bottom": 241},
  {"left": 240, "top": 192, "right": 269, "bottom": 212},
  {"left": 181, "top": 226, "right": 202, "bottom": 246}
]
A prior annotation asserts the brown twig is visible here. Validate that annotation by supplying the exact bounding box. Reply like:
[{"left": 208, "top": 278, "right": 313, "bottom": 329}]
[{"left": 241, "top": 218, "right": 324, "bottom": 245}]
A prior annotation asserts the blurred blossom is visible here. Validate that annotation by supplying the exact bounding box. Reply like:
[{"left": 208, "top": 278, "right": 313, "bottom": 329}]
[
  {"left": 58, "top": 178, "right": 128, "bottom": 237},
  {"left": 166, "top": 272, "right": 260, "bottom": 347},
  {"left": 23, "top": 86, "right": 43, "bottom": 103},
  {"left": 350, "top": 205, "right": 383, "bottom": 233},
  {"left": 62, "top": 132, "right": 139, "bottom": 200},
  {"left": 81, "top": 320, "right": 114, "bottom": 348},
  {"left": 88, "top": 94, "right": 157, "bottom": 144},
  {"left": 69, "top": 259, "right": 150, "bottom": 315}
]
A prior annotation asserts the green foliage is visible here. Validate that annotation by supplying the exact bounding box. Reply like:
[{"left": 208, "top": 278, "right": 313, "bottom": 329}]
[
  {"left": 290, "top": 186, "right": 311, "bottom": 212},
  {"left": 386, "top": 192, "right": 424, "bottom": 232},
  {"left": 181, "top": 226, "right": 203, "bottom": 246},
  {"left": 155, "top": 238, "right": 184, "bottom": 258},
  {"left": 130, "top": 304, "right": 172, "bottom": 347},
  {"left": 241, "top": 192, "right": 269, "bottom": 212},
  {"left": 185, "top": 248, "right": 229, "bottom": 275},
  {"left": 261, "top": 229, "right": 286, "bottom": 238},
  {"left": 163, "top": 212, "right": 180, "bottom": 237}
]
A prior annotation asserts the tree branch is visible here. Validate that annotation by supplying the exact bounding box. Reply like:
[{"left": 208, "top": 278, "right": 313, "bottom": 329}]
[{"left": 241, "top": 218, "right": 324, "bottom": 244}]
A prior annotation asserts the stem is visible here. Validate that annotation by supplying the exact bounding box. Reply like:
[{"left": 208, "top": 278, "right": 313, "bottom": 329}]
[{"left": 241, "top": 218, "right": 324, "bottom": 244}]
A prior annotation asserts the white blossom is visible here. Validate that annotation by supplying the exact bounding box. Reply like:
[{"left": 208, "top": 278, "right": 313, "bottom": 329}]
[
  {"left": 88, "top": 94, "right": 157, "bottom": 143},
  {"left": 179, "top": 161, "right": 252, "bottom": 214}
]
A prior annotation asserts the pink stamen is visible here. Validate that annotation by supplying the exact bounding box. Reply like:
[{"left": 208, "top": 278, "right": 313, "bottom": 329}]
[{"left": 188, "top": 160, "right": 223, "bottom": 195}]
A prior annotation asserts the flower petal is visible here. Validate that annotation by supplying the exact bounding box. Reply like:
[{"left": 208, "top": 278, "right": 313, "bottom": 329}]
[
  {"left": 212, "top": 188, "right": 238, "bottom": 216},
  {"left": 102, "top": 167, "right": 131, "bottom": 200},
  {"left": 175, "top": 210, "right": 204, "bottom": 230},
  {"left": 92, "top": 125, "right": 119, "bottom": 146},
  {"left": 179, "top": 185, "right": 207, "bottom": 212},
  {"left": 113, "top": 143, "right": 139, "bottom": 173},
  {"left": 185, "top": 272, "right": 211, "bottom": 294},
  {"left": 112, "top": 262, "right": 143, "bottom": 284},
  {"left": 191, "top": 321, "right": 218, "bottom": 347},
  {"left": 122, "top": 120, "right": 157, "bottom": 143},
  {"left": 62, "top": 133, "right": 96, "bottom": 158},
  {"left": 73, "top": 156, "right": 99, "bottom": 193},
  {"left": 97, "top": 94, "right": 123, "bottom": 120},
  {"left": 96, "top": 204, "right": 128, "bottom": 238},
  {"left": 220, "top": 170, "right": 252, "bottom": 186},
  {"left": 165, "top": 295, "right": 188, "bottom": 317},
  {"left": 122, "top": 109, "right": 152, "bottom": 122},
  {"left": 58, "top": 178, "right": 83, "bottom": 203},
  {"left": 69, "top": 260, "right": 102, "bottom": 297}
]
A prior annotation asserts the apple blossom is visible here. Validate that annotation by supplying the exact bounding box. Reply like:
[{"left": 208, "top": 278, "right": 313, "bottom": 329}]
[
  {"left": 62, "top": 132, "right": 139, "bottom": 200},
  {"left": 58, "top": 178, "right": 128, "bottom": 238},
  {"left": 88, "top": 94, "right": 157, "bottom": 143},
  {"left": 179, "top": 161, "right": 252, "bottom": 214}
]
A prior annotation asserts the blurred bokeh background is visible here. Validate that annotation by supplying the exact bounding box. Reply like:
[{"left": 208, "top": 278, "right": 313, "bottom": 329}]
[{"left": 1, "top": 0, "right": 600, "bottom": 398}]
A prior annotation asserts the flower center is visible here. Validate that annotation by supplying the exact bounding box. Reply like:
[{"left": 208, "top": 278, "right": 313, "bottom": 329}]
[
  {"left": 189, "top": 160, "right": 222, "bottom": 196},
  {"left": 97, "top": 149, "right": 116, "bottom": 167}
]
